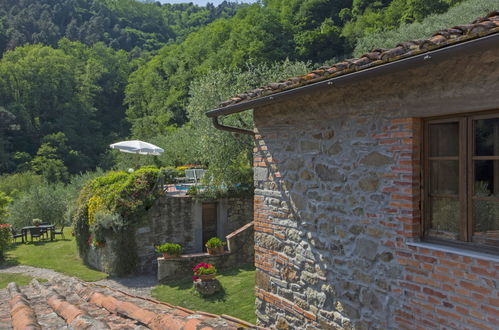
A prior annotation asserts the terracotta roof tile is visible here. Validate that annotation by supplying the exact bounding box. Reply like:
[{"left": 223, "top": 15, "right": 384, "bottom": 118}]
[
  {"left": 0, "top": 277, "right": 255, "bottom": 329},
  {"left": 218, "top": 11, "right": 499, "bottom": 109}
]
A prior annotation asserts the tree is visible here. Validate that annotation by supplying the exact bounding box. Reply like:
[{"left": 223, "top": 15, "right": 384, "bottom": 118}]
[
  {"left": 182, "top": 60, "right": 311, "bottom": 185},
  {"left": 31, "top": 143, "right": 69, "bottom": 183}
]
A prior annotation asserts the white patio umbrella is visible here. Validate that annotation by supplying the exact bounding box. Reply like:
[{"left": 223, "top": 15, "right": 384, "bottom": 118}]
[{"left": 110, "top": 140, "right": 164, "bottom": 155}]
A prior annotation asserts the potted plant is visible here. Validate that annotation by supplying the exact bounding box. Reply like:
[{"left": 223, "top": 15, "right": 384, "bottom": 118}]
[
  {"left": 193, "top": 262, "right": 217, "bottom": 281},
  {"left": 205, "top": 237, "right": 226, "bottom": 255},
  {"left": 32, "top": 218, "right": 42, "bottom": 227},
  {"left": 155, "top": 243, "right": 182, "bottom": 259}
]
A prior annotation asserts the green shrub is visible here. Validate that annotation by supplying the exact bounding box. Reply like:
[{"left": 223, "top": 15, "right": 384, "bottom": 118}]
[
  {"left": 155, "top": 243, "right": 182, "bottom": 256},
  {"left": 187, "top": 184, "right": 253, "bottom": 201},
  {"left": 205, "top": 237, "right": 226, "bottom": 249},
  {"left": 0, "top": 224, "right": 11, "bottom": 261},
  {"left": 354, "top": 0, "right": 497, "bottom": 56}
]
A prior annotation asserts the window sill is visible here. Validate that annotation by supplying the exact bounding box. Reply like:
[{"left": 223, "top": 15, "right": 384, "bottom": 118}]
[{"left": 406, "top": 241, "right": 499, "bottom": 262}]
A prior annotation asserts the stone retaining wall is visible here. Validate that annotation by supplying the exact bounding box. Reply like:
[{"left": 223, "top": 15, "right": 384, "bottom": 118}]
[
  {"left": 86, "top": 195, "right": 253, "bottom": 275},
  {"left": 157, "top": 222, "right": 254, "bottom": 282}
]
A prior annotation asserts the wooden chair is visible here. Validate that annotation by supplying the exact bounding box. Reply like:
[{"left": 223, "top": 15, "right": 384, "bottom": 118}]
[
  {"left": 29, "top": 227, "right": 43, "bottom": 242},
  {"left": 40, "top": 222, "right": 50, "bottom": 239},
  {"left": 52, "top": 225, "right": 65, "bottom": 240},
  {"left": 11, "top": 228, "right": 24, "bottom": 243}
]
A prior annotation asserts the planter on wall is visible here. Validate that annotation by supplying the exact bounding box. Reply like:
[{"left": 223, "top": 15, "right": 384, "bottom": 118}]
[
  {"left": 206, "top": 246, "right": 224, "bottom": 255},
  {"left": 162, "top": 253, "right": 179, "bottom": 259}
]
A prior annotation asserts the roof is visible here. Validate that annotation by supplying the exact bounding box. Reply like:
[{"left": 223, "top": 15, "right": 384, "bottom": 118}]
[
  {"left": 213, "top": 11, "right": 499, "bottom": 112},
  {"left": 2, "top": 276, "right": 255, "bottom": 329}
]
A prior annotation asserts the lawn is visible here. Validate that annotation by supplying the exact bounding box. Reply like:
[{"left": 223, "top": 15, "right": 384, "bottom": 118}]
[
  {"left": 3, "top": 228, "right": 107, "bottom": 282},
  {"left": 0, "top": 273, "right": 44, "bottom": 288},
  {"left": 152, "top": 264, "right": 256, "bottom": 324}
]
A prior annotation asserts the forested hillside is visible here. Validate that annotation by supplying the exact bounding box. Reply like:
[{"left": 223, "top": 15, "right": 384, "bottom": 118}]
[
  {"left": 0, "top": 0, "right": 242, "bottom": 54},
  {"left": 0, "top": 0, "right": 494, "bottom": 182}
]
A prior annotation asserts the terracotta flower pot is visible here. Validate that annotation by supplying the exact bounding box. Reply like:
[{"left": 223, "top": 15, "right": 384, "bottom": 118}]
[
  {"left": 162, "top": 253, "right": 178, "bottom": 259},
  {"left": 198, "top": 274, "right": 216, "bottom": 281},
  {"left": 206, "top": 246, "right": 224, "bottom": 255}
]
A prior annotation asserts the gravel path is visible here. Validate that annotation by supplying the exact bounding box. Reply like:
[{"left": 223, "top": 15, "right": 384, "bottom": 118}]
[{"left": 0, "top": 265, "right": 157, "bottom": 298}]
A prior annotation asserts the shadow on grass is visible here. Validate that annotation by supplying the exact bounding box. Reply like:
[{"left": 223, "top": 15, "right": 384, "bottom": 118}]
[
  {"left": 192, "top": 284, "right": 227, "bottom": 302},
  {"left": 0, "top": 255, "right": 20, "bottom": 267},
  {"left": 159, "top": 263, "right": 255, "bottom": 302},
  {"left": 1, "top": 238, "right": 71, "bottom": 268},
  {"left": 10, "top": 238, "right": 72, "bottom": 247}
]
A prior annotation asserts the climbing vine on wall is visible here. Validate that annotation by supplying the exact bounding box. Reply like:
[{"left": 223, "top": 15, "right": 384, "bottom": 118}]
[{"left": 73, "top": 167, "right": 162, "bottom": 275}]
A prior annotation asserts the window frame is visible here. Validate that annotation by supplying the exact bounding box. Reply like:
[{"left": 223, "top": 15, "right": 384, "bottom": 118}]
[{"left": 422, "top": 110, "right": 499, "bottom": 255}]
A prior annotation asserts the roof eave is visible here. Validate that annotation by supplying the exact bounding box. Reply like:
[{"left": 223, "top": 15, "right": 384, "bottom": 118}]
[{"left": 206, "top": 32, "right": 499, "bottom": 120}]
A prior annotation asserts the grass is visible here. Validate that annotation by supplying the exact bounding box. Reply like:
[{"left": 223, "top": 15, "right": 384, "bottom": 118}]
[
  {"left": 3, "top": 228, "right": 107, "bottom": 282},
  {"left": 152, "top": 264, "right": 256, "bottom": 324},
  {"left": 0, "top": 273, "right": 41, "bottom": 289}
]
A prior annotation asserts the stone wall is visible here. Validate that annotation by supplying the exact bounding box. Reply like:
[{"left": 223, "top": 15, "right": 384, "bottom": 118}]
[
  {"left": 252, "top": 48, "right": 499, "bottom": 329},
  {"left": 86, "top": 195, "right": 253, "bottom": 274},
  {"left": 137, "top": 196, "right": 253, "bottom": 273},
  {"left": 157, "top": 222, "right": 254, "bottom": 282}
]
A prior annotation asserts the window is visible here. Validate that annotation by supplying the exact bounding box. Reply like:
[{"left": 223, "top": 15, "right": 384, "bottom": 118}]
[{"left": 423, "top": 112, "right": 499, "bottom": 253}]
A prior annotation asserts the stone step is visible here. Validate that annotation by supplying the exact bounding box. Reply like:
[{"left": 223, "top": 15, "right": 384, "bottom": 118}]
[{"left": 3, "top": 276, "right": 255, "bottom": 330}]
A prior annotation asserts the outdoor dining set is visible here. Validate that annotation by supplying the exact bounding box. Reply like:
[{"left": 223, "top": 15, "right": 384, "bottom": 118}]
[{"left": 11, "top": 224, "right": 65, "bottom": 243}]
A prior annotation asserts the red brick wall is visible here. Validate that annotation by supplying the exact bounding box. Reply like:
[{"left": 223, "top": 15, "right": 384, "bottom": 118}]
[{"left": 379, "top": 118, "right": 499, "bottom": 329}]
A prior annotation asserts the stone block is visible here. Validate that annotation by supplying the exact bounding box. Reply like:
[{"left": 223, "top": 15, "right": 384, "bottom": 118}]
[
  {"left": 254, "top": 167, "right": 269, "bottom": 181},
  {"left": 360, "top": 152, "right": 392, "bottom": 167},
  {"left": 358, "top": 178, "right": 380, "bottom": 192},
  {"left": 315, "top": 164, "right": 345, "bottom": 182},
  {"left": 353, "top": 237, "right": 378, "bottom": 261}
]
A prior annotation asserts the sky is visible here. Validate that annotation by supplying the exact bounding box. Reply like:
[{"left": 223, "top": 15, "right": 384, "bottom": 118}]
[{"left": 159, "top": 0, "right": 258, "bottom": 6}]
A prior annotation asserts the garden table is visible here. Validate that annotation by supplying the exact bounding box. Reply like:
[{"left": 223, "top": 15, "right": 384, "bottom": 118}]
[{"left": 21, "top": 225, "right": 55, "bottom": 242}]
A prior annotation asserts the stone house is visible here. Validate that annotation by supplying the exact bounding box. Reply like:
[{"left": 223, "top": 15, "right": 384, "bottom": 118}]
[{"left": 206, "top": 12, "right": 499, "bottom": 329}]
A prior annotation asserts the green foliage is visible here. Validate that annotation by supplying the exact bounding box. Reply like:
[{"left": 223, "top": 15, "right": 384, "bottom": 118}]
[
  {"left": 193, "top": 262, "right": 217, "bottom": 277},
  {"left": 0, "top": 224, "right": 11, "bottom": 261},
  {"left": 155, "top": 243, "right": 182, "bottom": 256},
  {"left": 123, "top": 59, "right": 309, "bottom": 188},
  {"left": 31, "top": 143, "right": 70, "bottom": 183},
  {"left": 0, "top": 0, "right": 243, "bottom": 55},
  {"left": 342, "top": 0, "right": 462, "bottom": 48},
  {"left": 0, "top": 172, "right": 43, "bottom": 198},
  {"left": 7, "top": 182, "right": 71, "bottom": 228},
  {"left": 353, "top": 0, "right": 493, "bottom": 56},
  {"left": 205, "top": 237, "right": 226, "bottom": 249},
  {"left": 72, "top": 167, "right": 162, "bottom": 275},
  {"left": 0, "top": 274, "right": 43, "bottom": 289},
  {"left": 0, "top": 41, "right": 130, "bottom": 174},
  {"left": 182, "top": 60, "right": 310, "bottom": 186},
  {"left": 124, "top": 4, "right": 298, "bottom": 135},
  {"left": 0, "top": 192, "right": 12, "bottom": 221}
]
